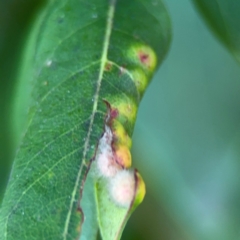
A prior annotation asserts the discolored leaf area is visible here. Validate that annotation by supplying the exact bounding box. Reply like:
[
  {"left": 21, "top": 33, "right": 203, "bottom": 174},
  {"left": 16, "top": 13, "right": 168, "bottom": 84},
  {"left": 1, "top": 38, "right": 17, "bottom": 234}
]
[
  {"left": 192, "top": 0, "right": 240, "bottom": 63},
  {"left": 0, "top": 0, "right": 171, "bottom": 239}
]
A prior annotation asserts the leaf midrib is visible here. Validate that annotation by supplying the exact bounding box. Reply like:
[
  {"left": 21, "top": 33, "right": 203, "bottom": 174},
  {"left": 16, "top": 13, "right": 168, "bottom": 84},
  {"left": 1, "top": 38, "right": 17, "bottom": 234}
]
[{"left": 62, "top": 0, "right": 116, "bottom": 238}]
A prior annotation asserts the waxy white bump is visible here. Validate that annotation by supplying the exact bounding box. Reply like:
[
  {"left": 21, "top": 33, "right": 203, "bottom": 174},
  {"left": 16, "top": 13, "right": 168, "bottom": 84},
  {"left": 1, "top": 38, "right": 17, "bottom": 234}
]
[
  {"left": 109, "top": 170, "right": 135, "bottom": 208},
  {"left": 96, "top": 125, "right": 120, "bottom": 177}
]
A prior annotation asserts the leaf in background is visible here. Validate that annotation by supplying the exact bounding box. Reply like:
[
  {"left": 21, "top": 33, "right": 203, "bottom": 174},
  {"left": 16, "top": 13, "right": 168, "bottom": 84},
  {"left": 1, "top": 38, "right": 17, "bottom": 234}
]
[
  {"left": 192, "top": 0, "right": 240, "bottom": 63},
  {"left": 0, "top": 0, "right": 171, "bottom": 239},
  {"left": 0, "top": 0, "right": 47, "bottom": 203}
]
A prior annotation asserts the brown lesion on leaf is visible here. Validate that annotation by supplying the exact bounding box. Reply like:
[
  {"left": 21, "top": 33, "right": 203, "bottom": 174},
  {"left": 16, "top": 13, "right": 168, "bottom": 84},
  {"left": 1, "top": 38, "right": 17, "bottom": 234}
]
[
  {"left": 110, "top": 108, "right": 119, "bottom": 119},
  {"left": 75, "top": 204, "right": 84, "bottom": 240},
  {"left": 102, "top": 99, "right": 119, "bottom": 125},
  {"left": 76, "top": 124, "right": 106, "bottom": 238},
  {"left": 78, "top": 97, "right": 144, "bottom": 236},
  {"left": 104, "top": 61, "right": 113, "bottom": 71},
  {"left": 101, "top": 100, "right": 133, "bottom": 169}
]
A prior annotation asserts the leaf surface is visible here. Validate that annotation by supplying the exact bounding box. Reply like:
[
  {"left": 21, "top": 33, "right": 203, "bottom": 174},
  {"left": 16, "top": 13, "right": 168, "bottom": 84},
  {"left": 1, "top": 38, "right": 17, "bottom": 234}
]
[{"left": 0, "top": 0, "right": 171, "bottom": 239}]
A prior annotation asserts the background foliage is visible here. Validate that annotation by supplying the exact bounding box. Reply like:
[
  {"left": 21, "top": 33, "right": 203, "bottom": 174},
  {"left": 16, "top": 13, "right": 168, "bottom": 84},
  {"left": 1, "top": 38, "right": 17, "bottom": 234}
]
[{"left": 1, "top": 0, "right": 240, "bottom": 239}]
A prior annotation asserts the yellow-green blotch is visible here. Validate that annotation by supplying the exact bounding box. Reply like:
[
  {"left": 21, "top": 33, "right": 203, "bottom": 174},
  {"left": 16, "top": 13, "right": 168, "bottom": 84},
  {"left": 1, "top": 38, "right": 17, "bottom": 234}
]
[
  {"left": 114, "top": 145, "right": 132, "bottom": 169},
  {"left": 110, "top": 97, "right": 137, "bottom": 126},
  {"left": 130, "top": 68, "right": 149, "bottom": 95},
  {"left": 127, "top": 44, "right": 157, "bottom": 72},
  {"left": 112, "top": 120, "right": 132, "bottom": 149},
  {"left": 48, "top": 171, "right": 54, "bottom": 179},
  {"left": 132, "top": 170, "right": 146, "bottom": 208}
]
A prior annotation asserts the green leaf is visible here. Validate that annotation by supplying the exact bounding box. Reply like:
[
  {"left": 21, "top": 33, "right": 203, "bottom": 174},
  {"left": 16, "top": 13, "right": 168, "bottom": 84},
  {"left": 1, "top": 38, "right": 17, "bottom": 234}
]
[
  {"left": 192, "top": 0, "right": 240, "bottom": 63},
  {"left": 0, "top": 0, "right": 47, "bottom": 202},
  {"left": 0, "top": 0, "right": 171, "bottom": 239}
]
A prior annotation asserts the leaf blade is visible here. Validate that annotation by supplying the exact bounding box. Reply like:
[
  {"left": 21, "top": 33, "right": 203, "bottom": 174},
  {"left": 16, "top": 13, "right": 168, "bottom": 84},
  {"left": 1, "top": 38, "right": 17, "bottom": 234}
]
[{"left": 0, "top": 0, "right": 171, "bottom": 239}]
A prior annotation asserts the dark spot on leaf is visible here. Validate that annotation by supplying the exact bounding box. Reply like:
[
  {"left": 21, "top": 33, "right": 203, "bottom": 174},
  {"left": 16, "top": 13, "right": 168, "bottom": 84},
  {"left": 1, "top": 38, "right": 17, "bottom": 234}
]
[
  {"left": 76, "top": 206, "right": 82, "bottom": 213},
  {"left": 104, "top": 62, "right": 112, "bottom": 71},
  {"left": 110, "top": 108, "right": 118, "bottom": 119},
  {"left": 138, "top": 51, "right": 149, "bottom": 65},
  {"left": 75, "top": 206, "right": 83, "bottom": 239}
]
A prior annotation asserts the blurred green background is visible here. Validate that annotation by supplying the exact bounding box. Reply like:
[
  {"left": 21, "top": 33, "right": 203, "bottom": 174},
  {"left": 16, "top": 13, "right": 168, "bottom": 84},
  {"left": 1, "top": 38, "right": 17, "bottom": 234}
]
[
  {"left": 1, "top": 0, "right": 240, "bottom": 239},
  {"left": 125, "top": 0, "right": 240, "bottom": 239},
  {"left": 0, "top": 0, "right": 47, "bottom": 202}
]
